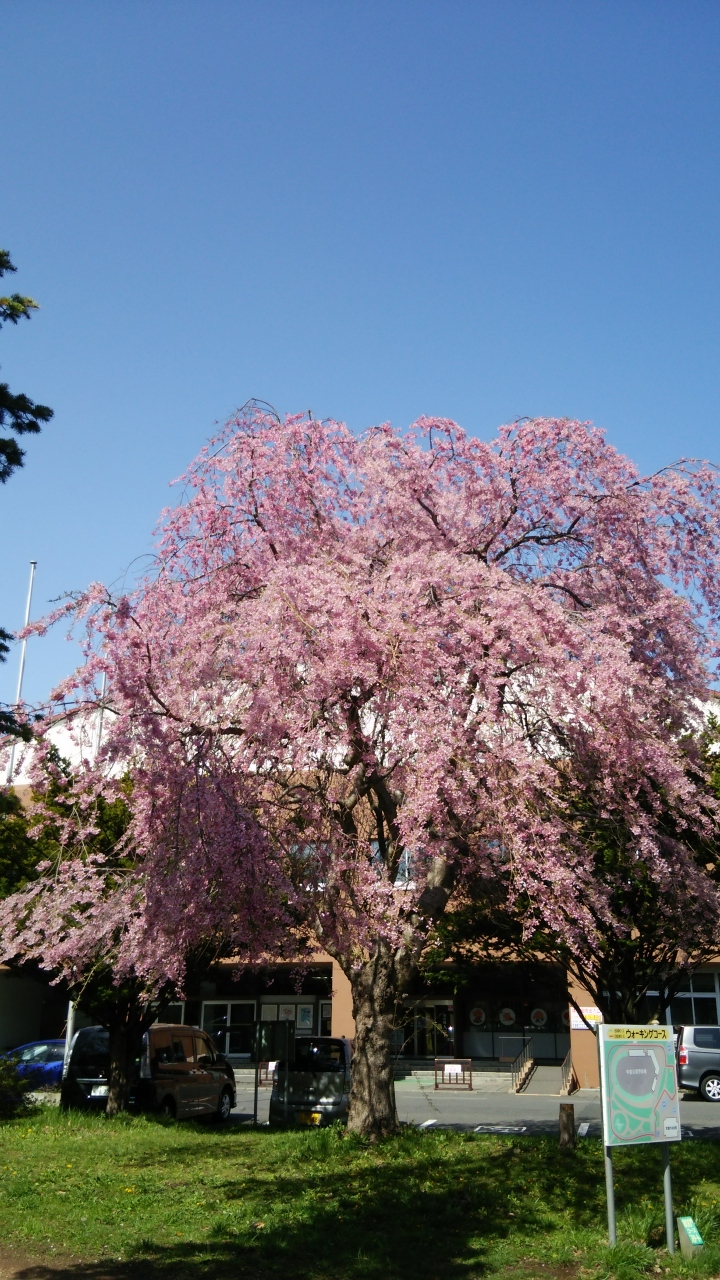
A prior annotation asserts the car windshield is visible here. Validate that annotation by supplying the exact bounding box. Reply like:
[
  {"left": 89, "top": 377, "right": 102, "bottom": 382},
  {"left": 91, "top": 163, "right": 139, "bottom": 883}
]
[{"left": 292, "top": 1039, "right": 345, "bottom": 1072}]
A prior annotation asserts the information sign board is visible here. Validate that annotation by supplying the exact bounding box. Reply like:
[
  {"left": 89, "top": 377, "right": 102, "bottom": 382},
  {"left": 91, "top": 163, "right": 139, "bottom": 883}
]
[{"left": 598, "top": 1025, "right": 680, "bottom": 1147}]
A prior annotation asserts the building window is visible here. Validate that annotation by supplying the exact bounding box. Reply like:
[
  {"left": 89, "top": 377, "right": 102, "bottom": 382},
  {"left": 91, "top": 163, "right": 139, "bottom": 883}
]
[
  {"left": 154, "top": 1001, "right": 185, "bottom": 1025},
  {"left": 320, "top": 1002, "right": 332, "bottom": 1036},
  {"left": 666, "top": 972, "right": 720, "bottom": 1027}
]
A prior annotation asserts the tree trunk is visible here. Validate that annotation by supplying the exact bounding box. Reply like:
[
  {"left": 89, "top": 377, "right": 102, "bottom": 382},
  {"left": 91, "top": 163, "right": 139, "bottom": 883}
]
[
  {"left": 106, "top": 1017, "right": 142, "bottom": 1116},
  {"left": 346, "top": 941, "right": 403, "bottom": 1140}
]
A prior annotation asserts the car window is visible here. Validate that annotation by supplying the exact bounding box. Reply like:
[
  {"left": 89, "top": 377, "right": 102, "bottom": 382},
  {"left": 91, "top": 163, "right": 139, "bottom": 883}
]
[
  {"left": 152, "top": 1030, "right": 173, "bottom": 1065},
  {"left": 73, "top": 1029, "right": 109, "bottom": 1068},
  {"left": 293, "top": 1039, "right": 346, "bottom": 1072},
  {"left": 195, "top": 1035, "right": 215, "bottom": 1063},
  {"left": 693, "top": 1027, "right": 720, "bottom": 1050},
  {"left": 47, "top": 1045, "right": 65, "bottom": 1061},
  {"left": 172, "top": 1036, "right": 195, "bottom": 1064},
  {"left": 19, "top": 1044, "right": 48, "bottom": 1062}
]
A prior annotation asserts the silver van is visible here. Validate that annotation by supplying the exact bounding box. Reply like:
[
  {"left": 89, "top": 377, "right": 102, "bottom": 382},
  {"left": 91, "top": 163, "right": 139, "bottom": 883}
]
[
  {"left": 677, "top": 1025, "right": 720, "bottom": 1101},
  {"left": 269, "top": 1036, "right": 352, "bottom": 1126}
]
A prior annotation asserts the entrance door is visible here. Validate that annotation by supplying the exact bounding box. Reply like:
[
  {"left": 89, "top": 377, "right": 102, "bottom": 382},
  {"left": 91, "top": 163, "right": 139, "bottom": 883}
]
[
  {"left": 400, "top": 1005, "right": 455, "bottom": 1057},
  {"left": 202, "top": 1003, "right": 230, "bottom": 1055},
  {"left": 227, "top": 1003, "right": 255, "bottom": 1057},
  {"left": 416, "top": 1006, "right": 454, "bottom": 1057}
]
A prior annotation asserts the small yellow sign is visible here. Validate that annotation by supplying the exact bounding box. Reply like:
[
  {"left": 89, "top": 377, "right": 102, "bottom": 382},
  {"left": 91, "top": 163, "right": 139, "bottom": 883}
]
[{"left": 607, "top": 1027, "right": 669, "bottom": 1041}]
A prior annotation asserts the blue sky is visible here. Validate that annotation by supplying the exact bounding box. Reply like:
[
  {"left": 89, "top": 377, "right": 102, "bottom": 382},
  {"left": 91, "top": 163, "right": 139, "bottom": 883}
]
[{"left": 2, "top": 2, "right": 720, "bottom": 706}]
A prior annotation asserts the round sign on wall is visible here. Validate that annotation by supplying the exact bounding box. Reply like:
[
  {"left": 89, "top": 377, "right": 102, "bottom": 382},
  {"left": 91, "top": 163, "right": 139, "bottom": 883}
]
[
  {"left": 499, "top": 1007, "right": 516, "bottom": 1027},
  {"left": 469, "top": 1006, "right": 486, "bottom": 1026},
  {"left": 530, "top": 1007, "right": 548, "bottom": 1028},
  {"left": 561, "top": 1009, "right": 571, "bottom": 1028}
]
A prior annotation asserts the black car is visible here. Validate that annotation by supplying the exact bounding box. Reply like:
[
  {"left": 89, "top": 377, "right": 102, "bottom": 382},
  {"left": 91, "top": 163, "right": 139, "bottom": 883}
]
[
  {"left": 677, "top": 1025, "right": 720, "bottom": 1101},
  {"left": 62, "top": 1023, "right": 236, "bottom": 1119}
]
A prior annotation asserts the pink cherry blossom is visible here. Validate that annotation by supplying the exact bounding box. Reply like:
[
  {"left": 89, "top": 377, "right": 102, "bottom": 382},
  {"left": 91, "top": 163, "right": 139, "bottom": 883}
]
[{"left": 5, "top": 408, "right": 720, "bottom": 1136}]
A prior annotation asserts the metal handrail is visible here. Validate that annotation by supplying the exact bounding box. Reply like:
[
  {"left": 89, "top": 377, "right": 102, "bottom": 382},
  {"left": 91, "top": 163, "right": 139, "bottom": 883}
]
[
  {"left": 560, "top": 1049, "right": 575, "bottom": 1095},
  {"left": 510, "top": 1038, "right": 534, "bottom": 1092}
]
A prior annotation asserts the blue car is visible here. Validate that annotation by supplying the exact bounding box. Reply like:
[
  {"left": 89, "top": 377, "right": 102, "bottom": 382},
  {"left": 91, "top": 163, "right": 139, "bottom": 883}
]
[{"left": 7, "top": 1040, "right": 66, "bottom": 1087}]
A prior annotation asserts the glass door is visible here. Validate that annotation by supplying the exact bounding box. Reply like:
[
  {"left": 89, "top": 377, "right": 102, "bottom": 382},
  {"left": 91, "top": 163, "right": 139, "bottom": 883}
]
[
  {"left": 400, "top": 1004, "right": 455, "bottom": 1057},
  {"left": 202, "top": 1003, "right": 230, "bottom": 1054},
  {"left": 227, "top": 1002, "right": 255, "bottom": 1056},
  {"left": 201, "top": 1001, "right": 256, "bottom": 1056}
]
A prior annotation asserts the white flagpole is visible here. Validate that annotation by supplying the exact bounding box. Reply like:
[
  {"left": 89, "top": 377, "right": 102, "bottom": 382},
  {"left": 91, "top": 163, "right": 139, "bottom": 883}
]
[
  {"left": 5, "top": 560, "right": 37, "bottom": 785},
  {"left": 93, "top": 670, "right": 107, "bottom": 761}
]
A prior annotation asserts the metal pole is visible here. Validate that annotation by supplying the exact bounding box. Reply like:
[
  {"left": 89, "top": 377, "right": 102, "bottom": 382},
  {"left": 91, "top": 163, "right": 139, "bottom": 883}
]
[
  {"left": 63, "top": 1001, "right": 76, "bottom": 1068},
  {"left": 662, "top": 1144, "right": 675, "bottom": 1254},
  {"left": 604, "top": 1146, "right": 617, "bottom": 1246},
  {"left": 6, "top": 561, "right": 37, "bottom": 785},
  {"left": 93, "top": 671, "right": 107, "bottom": 761},
  {"left": 284, "top": 1020, "right": 290, "bottom": 1123},
  {"left": 253, "top": 1022, "right": 260, "bottom": 1125}
]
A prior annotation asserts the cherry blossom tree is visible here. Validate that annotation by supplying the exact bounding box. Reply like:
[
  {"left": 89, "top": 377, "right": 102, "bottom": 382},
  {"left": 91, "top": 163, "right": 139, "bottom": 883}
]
[
  {"left": 13, "top": 407, "right": 720, "bottom": 1137},
  {"left": 0, "top": 750, "right": 292, "bottom": 1113},
  {"left": 423, "top": 755, "right": 720, "bottom": 1029}
]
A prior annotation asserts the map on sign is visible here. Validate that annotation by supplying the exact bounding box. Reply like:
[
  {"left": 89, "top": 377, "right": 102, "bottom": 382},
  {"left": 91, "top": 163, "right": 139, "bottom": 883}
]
[{"left": 598, "top": 1025, "right": 681, "bottom": 1147}]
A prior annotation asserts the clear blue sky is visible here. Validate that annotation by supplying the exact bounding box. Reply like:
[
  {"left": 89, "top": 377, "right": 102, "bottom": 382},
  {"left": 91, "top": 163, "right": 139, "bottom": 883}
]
[{"left": 2, "top": 2, "right": 720, "bottom": 707}]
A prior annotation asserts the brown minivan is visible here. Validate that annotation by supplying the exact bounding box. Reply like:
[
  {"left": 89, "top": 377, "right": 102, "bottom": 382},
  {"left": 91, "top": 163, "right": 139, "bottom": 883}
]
[{"left": 61, "top": 1023, "right": 237, "bottom": 1120}]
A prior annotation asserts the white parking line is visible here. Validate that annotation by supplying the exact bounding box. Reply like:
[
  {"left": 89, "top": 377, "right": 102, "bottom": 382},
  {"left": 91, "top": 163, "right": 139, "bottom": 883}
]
[{"left": 474, "top": 1124, "right": 527, "bottom": 1134}]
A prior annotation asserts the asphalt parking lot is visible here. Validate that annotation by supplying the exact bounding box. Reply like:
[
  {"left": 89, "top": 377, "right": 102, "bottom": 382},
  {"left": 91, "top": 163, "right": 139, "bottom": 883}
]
[{"left": 233, "top": 1069, "right": 720, "bottom": 1140}]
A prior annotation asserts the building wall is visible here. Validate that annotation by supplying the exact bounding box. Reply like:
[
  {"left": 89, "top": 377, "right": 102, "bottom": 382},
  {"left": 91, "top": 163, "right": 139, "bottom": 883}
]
[
  {"left": 568, "top": 978, "right": 601, "bottom": 1088},
  {"left": 329, "top": 960, "right": 355, "bottom": 1039},
  {"left": 567, "top": 966, "right": 720, "bottom": 1090},
  {"left": 0, "top": 968, "right": 68, "bottom": 1051}
]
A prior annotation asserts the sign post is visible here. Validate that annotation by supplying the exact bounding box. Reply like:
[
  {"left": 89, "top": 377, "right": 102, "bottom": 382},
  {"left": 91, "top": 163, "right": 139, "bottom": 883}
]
[
  {"left": 603, "top": 1145, "right": 617, "bottom": 1245},
  {"left": 598, "top": 1025, "right": 680, "bottom": 1254}
]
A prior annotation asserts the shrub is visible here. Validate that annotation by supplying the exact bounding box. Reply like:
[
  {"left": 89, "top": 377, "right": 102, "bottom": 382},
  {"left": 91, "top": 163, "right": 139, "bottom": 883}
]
[{"left": 0, "top": 1054, "right": 37, "bottom": 1120}]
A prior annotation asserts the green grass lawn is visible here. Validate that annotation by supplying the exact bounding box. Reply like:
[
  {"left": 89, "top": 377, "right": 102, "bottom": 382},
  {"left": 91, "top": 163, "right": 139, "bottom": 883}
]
[{"left": 2, "top": 1108, "right": 720, "bottom": 1279}]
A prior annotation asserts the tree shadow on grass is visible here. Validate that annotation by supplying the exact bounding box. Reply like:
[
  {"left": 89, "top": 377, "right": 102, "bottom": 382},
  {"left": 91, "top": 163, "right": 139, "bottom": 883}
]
[{"left": 11, "top": 1133, "right": 720, "bottom": 1280}]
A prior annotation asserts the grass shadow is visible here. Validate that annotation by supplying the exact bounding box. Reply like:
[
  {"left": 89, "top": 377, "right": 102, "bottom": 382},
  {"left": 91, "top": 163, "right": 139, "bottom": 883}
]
[{"left": 7, "top": 1119, "right": 720, "bottom": 1279}]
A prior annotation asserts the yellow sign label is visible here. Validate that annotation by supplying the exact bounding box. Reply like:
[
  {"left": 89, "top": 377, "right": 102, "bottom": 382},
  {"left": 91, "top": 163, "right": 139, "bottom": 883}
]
[{"left": 607, "top": 1026, "right": 669, "bottom": 1041}]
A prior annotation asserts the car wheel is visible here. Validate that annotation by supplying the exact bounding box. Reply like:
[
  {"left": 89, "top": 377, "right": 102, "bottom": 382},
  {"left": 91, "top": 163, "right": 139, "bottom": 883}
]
[
  {"left": 159, "top": 1096, "right": 177, "bottom": 1119},
  {"left": 700, "top": 1075, "right": 720, "bottom": 1102},
  {"left": 217, "top": 1087, "right": 233, "bottom": 1122}
]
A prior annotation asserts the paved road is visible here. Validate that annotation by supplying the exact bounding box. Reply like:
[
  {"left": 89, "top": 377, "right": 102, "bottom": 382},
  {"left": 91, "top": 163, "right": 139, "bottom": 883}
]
[{"left": 233, "top": 1073, "right": 720, "bottom": 1140}]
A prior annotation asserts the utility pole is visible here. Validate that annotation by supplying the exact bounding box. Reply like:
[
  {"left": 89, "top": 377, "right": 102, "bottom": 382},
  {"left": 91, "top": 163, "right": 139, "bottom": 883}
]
[{"left": 5, "top": 560, "right": 37, "bottom": 785}]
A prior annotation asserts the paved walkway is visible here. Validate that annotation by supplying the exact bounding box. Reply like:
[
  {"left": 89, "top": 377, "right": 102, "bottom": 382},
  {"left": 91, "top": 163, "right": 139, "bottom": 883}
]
[
  {"left": 522, "top": 1064, "right": 563, "bottom": 1094},
  {"left": 394, "top": 1070, "right": 510, "bottom": 1093}
]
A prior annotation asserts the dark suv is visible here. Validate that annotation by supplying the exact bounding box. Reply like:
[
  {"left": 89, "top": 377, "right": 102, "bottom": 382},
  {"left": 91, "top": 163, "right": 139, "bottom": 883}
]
[
  {"left": 677, "top": 1025, "right": 720, "bottom": 1101},
  {"left": 62, "top": 1023, "right": 236, "bottom": 1119}
]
